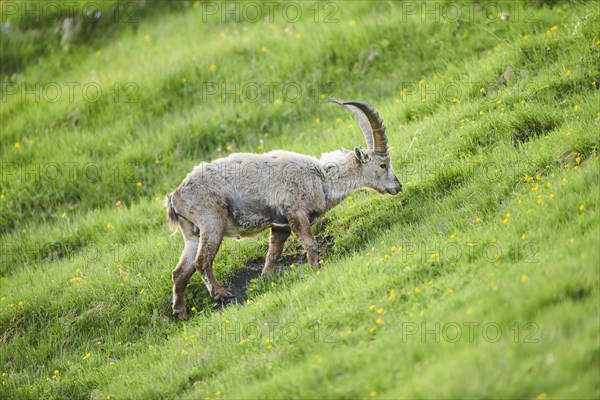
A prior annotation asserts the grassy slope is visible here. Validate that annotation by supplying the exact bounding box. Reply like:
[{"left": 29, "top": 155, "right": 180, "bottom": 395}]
[{"left": 1, "top": 1, "right": 599, "bottom": 398}]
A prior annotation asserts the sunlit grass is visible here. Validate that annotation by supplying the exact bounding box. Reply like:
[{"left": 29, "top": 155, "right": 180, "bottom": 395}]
[{"left": 1, "top": 1, "right": 599, "bottom": 398}]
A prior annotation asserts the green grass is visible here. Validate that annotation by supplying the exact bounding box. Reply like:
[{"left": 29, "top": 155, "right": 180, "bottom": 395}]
[{"left": 1, "top": 1, "right": 599, "bottom": 398}]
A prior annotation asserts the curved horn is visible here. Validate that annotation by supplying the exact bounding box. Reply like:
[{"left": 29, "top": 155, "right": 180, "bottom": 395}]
[{"left": 328, "top": 98, "right": 388, "bottom": 154}]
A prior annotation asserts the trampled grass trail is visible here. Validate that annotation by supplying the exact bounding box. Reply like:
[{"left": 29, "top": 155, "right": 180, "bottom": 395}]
[{"left": 0, "top": 1, "right": 599, "bottom": 399}]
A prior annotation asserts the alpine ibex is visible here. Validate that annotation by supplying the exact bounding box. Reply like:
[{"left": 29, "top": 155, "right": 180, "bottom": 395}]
[{"left": 166, "top": 99, "right": 402, "bottom": 318}]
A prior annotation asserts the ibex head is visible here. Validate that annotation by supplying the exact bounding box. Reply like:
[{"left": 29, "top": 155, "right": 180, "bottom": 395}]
[{"left": 329, "top": 98, "right": 403, "bottom": 195}]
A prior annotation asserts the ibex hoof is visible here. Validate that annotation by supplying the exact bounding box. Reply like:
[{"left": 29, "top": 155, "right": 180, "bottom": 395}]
[
  {"left": 172, "top": 308, "right": 188, "bottom": 319},
  {"left": 223, "top": 296, "right": 238, "bottom": 306},
  {"left": 214, "top": 292, "right": 237, "bottom": 306}
]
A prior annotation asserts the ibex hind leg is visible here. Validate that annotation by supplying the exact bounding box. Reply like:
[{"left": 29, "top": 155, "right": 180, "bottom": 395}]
[
  {"left": 171, "top": 219, "right": 199, "bottom": 319},
  {"left": 194, "top": 216, "right": 235, "bottom": 303}
]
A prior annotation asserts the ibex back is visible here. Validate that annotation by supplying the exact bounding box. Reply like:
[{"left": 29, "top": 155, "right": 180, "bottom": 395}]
[{"left": 166, "top": 99, "right": 402, "bottom": 318}]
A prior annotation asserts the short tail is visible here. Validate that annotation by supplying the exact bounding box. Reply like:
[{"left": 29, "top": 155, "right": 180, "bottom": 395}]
[{"left": 165, "top": 194, "right": 180, "bottom": 232}]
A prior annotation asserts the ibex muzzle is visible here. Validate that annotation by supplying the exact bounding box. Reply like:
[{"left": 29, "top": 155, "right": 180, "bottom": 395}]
[{"left": 166, "top": 99, "right": 402, "bottom": 318}]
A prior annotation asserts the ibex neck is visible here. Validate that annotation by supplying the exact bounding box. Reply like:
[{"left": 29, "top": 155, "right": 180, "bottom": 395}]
[{"left": 319, "top": 151, "right": 364, "bottom": 210}]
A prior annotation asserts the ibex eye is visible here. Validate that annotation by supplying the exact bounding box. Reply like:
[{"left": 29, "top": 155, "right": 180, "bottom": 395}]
[{"left": 379, "top": 164, "right": 387, "bottom": 169}]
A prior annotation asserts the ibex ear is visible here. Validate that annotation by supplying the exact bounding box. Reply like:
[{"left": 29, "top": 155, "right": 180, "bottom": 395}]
[
  {"left": 354, "top": 147, "right": 370, "bottom": 163},
  {"left": 340, "top": 147, "right": 351, "bottom": 154}
]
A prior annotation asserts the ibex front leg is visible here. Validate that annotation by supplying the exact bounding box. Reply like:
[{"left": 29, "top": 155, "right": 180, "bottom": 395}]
[
  {"left": 262, "top": 227, "right": 291, "bottom": 276},
  {"left": 288, "top": 211, "right": 319, "bottom": 267}
]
